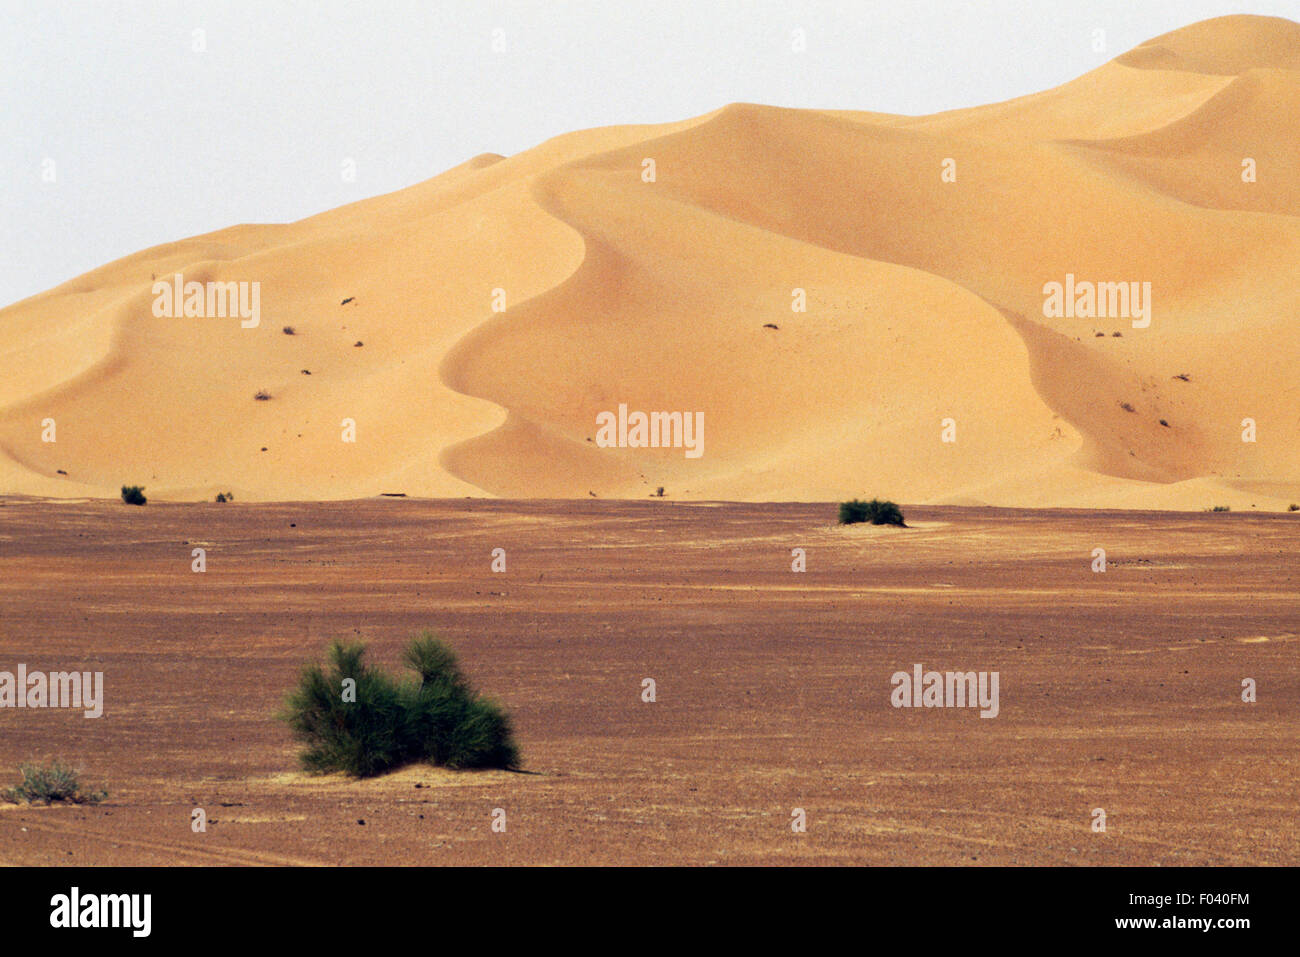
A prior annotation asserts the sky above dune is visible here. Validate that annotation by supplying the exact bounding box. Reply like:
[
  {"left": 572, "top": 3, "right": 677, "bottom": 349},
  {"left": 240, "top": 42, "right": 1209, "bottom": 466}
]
[{"left": 2, "top": 0, "right": 1297, "bottom": 307}]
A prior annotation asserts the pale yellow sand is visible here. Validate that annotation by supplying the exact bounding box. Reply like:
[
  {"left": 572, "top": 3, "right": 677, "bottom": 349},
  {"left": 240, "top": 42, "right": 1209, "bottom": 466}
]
[{"left": 2, "top": 15, "right": 1297, "bottom": 507}]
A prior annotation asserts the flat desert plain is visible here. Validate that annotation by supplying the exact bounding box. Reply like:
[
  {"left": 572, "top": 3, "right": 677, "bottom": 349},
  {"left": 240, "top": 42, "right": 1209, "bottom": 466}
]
[{"left": 0, "top": 497, "right": 1295, "bottom": 865}]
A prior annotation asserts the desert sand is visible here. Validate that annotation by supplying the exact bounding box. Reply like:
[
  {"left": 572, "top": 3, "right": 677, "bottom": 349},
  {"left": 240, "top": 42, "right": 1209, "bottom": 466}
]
[
  {"left": 0, "top": 498, "right": 1296, "bottom": 865},
  {"left": 1, "top": 15, "right": 1297, "bottom": 509}
]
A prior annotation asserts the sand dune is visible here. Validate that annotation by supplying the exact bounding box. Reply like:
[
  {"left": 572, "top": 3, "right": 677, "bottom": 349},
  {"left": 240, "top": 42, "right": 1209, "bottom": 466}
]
[{"left": 2, "top": 14, "right": 1297, "bottom": 508}]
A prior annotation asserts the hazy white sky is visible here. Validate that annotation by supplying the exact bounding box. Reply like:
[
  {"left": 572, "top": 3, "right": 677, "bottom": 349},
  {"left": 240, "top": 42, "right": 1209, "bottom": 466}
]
[{"left": 2, "top": 0, "right": 1295, "bottom": 307}]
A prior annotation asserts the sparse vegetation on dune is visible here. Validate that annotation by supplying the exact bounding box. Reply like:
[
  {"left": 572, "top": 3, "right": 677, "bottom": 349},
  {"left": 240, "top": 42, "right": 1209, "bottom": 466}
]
[
  {"left": 120, "top": 485, "right": 146, "bottom": 506},
  {"left": 3, "top": 761, "right": 106, "bottom": 806},
  {"left": 283, "top": 632, "right": 520, "bottom": 778},
  {"left": 839, "top": 498, "right": 906, "bottom": 526}
]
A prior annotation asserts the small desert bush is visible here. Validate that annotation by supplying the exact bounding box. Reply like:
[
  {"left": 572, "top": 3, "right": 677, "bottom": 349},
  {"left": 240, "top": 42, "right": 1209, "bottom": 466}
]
[
  {"left": 1209, "top": 505, "right": 1231, "bottom": 512},
  {"left": 215, "top": 491, "right": 234, "bottom": 503},
  {"left": 254, "top": 390, "right": 272, "bottom": 401},
  {"left": 839, "top": 498, "right": 906, "bottom": 527},
  {"left": 4, "top": 761, "right": 106, "bottom": 806},
  {"left": 1289, "top": 504, "right": 1299, "bottom": 512},
  {"left": 120, "top": 485, "right": 146, "bottom": 506},
  {"left": 284, "top": 632, "right": 519, "bottom": 777}
]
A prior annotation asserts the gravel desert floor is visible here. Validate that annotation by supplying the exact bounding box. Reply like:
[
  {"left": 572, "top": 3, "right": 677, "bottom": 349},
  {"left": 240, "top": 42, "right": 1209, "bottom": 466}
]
[{"left": 0, "top": 498, "right": 1295, "bottom": 865}]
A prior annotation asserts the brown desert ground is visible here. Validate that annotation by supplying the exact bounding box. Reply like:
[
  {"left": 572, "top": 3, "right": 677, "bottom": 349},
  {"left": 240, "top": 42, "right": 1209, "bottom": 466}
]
[
  {"left": 0, "top": 497, "right": 1295, "bottom": 865},
  {"left": 0, "top": 14, "right": 1298, "bottom": 509}
]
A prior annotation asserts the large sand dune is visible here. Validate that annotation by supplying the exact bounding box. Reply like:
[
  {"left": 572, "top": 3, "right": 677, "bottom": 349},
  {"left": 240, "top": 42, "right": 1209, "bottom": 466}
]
[{"left": 2, "top": 15, "right": 1297, "bottom": 507}]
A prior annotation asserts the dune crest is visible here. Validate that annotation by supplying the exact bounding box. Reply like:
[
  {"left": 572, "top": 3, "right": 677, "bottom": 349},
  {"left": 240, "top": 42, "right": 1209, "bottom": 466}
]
[{"left": 2, "top": 15, "right": 1297, "bottom": 508}]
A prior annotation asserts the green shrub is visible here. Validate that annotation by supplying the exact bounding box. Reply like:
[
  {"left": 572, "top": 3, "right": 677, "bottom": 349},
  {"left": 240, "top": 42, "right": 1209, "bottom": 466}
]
[
  {"left": 283, "top": 632, "right": 519, "bottom": 777},
  {"left": 120, "top": 485, "right": 146, "bottom": 506},
  {"left": 839, "top": 498, "right": 906, "bottom": 526},
  {"left": 1209, "top": 505, "right": 1231, "bottom": 512},
  {"left": 3, "top": 761, "right": 106, "bottom": 805}
]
